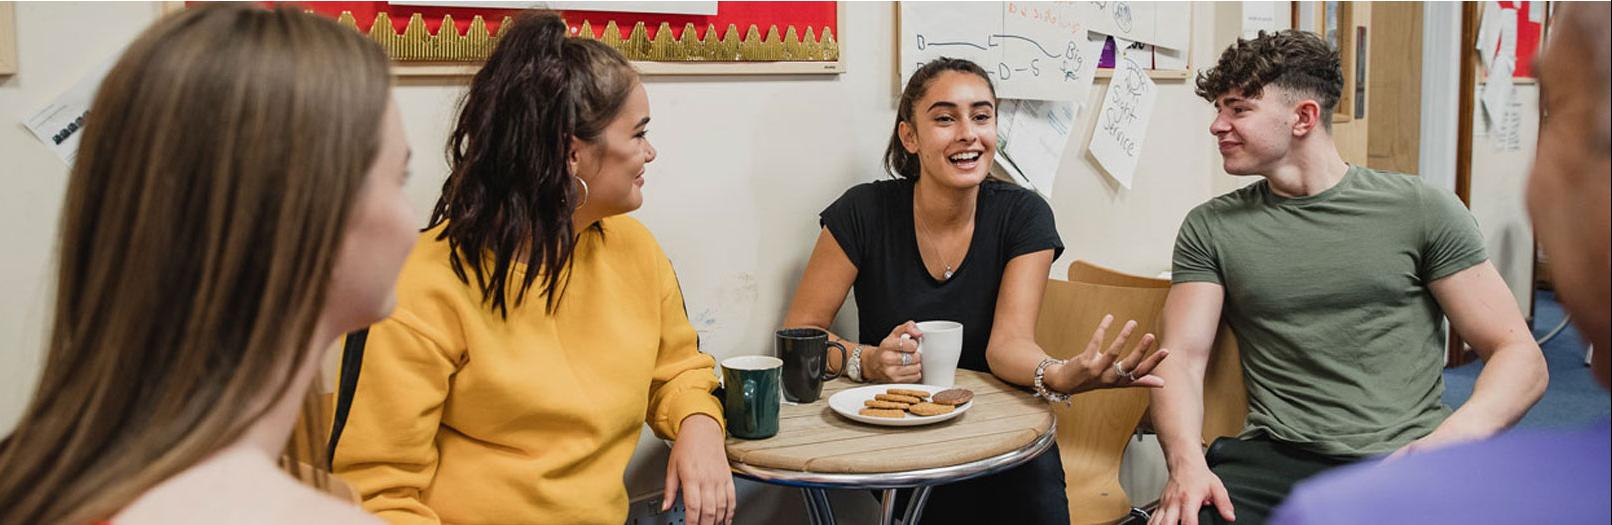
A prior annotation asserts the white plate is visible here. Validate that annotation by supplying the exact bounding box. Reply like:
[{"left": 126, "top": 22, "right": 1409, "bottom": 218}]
[{"left": 827, "top": 384, "right": 973, "bottom": 427}]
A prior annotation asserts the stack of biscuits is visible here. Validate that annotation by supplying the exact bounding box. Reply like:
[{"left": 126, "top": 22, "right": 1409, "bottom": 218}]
[{"left": 858, "top": 387, "right": 974, "bottom": 419}]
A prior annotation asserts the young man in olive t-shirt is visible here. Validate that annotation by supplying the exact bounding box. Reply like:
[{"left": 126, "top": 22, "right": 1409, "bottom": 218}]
[{"left": 1144, "top": 31, "right": 1549, "bottom": 525}]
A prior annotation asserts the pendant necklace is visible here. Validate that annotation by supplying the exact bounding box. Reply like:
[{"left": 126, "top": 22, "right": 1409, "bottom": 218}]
[{"left": 914, "top": 208, "right": 960, "bottom": 281}]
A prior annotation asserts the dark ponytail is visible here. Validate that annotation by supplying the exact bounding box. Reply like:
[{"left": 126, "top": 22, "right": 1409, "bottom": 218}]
[
  {"left": 883, "top": 57, "right": 996, "bottom": 179},
  {"left": 430, "top": 11, "right": 638, "bottom": 317}
]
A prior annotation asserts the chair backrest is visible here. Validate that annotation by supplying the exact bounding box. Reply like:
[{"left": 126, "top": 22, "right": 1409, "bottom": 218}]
[
  {"left": 1067, "top": 260, "right": 1170, "bottom": 289},
  {"left": 1200, "top": 329, "right": 1248, "bottom": 447},
  {"left": 1037, "top": 278, "right": 1167, "bottom": 525},
  {"left": 1065, "top": 260, "right": 1249, "bottom": 449},
  {"left": 283, "top": 392, "right": 362, "bottom": 503}
]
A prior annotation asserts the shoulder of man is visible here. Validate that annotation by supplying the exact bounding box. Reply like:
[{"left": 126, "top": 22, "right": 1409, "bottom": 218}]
[
  {"left": 1185, "top": 180, "right": 1264, "bottom": 221},
  {"left": 1349, "top": 165, "right": 1428, "bottom": 195}
]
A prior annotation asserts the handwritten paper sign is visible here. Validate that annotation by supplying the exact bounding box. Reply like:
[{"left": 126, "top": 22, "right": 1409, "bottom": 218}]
[
  {"left": 1493, "top": 93, "right": 1524, "bottom": 153},
  {"left": 900, "top": 2, "right": 999, "bottom": 85},
  {"left": 902, "top": 2, "right": 1151, "bottom": 101},
  {"left": 1087, "top": 45, "right": 1157, "bottom": 189}
]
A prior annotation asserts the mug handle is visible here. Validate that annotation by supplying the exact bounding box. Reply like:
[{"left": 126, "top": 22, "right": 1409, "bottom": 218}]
[{"left": 822, "top": 340, "right": 848, "bottom": 381}]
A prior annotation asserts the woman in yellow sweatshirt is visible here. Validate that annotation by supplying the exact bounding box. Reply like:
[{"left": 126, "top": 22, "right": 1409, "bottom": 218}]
[{"left": 332, "top": 12, "right": 734, "bottom": 525}]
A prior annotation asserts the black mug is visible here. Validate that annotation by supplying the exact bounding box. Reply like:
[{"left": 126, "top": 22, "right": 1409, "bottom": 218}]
[{"left": 776, "top": 327, "right": 847, "bottom": 403}]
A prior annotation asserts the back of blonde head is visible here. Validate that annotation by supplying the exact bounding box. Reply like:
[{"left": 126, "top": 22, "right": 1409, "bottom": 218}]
[{"left": 0, "top": 5, "right": 391, "bottom": 523}]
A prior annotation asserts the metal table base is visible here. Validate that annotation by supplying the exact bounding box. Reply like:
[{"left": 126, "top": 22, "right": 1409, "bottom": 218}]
[{"left": 735, "top": 424, "right": 1056, "bottom": 525}]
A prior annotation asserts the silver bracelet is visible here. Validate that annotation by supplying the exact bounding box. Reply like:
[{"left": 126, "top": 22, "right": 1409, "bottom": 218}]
[
  {"left": 847, "top": 344, "right": 866, "bottom": 383},
  {"left": 1034, "top": 357, "right": 1072, "bottom": 405}
]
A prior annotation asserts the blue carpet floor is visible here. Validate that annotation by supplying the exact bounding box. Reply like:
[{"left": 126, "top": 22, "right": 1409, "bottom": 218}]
[{"left": 1442, "top": 290, "right": 1611, "bottom": 428}]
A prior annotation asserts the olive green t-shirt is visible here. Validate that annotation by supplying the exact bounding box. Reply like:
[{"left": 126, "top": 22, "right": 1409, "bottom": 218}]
[{"left": 1172, "top": 165, "right": 1489, "bottom": 458}]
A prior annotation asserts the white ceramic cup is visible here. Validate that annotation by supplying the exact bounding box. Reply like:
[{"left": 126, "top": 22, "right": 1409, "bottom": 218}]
[{"left": 914, "top": 320, "right": 964, "bottom": 387}]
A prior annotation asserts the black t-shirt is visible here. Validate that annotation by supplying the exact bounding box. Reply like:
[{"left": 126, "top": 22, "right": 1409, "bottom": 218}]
[{"left": 819, "top": 179, "right": 1064, "bottom": 373}]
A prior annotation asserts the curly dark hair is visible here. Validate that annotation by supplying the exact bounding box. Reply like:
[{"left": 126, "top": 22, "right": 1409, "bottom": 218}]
[
  {"left": 430, "top": 11, "right": 637, "bottom": 317},
  {"left": 884, "top": 57, "right": 996, "bottom": 179},
  {"left": 1195, "top": 30, "right": 1344, "bottom": 128}
]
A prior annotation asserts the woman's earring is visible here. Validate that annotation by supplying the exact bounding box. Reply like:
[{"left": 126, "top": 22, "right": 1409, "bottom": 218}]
[{"left": 573, "top": 177, "right": 590, "bottom": 207}]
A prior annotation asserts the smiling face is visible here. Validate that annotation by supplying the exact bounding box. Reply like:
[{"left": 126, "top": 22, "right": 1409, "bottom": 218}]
[
  {"left": 899, "top": 71, "right": 998, "bottom": 190},
  {"left": 570, "top": 82, "right": 657, "bottom": 218},
  {"left": 1208, "top": 87, "right": 1325, "bottom": 176}
]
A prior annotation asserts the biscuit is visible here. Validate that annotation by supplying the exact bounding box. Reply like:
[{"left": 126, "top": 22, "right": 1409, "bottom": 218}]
[
  {"left": 885, "top": 388, "right": 931, "bottom": 399},
  {"left": 931, "top": 389, "right": 974, "bottom": 406},
  {"left": 859, "top": 408, "right": 906, "bottom": 418},
  {"left": 875, "top": 393, "right": 923, "bottom": 404},
  {"left": 908, "top": 402, "right": 955, "bottom": 416},
  {"left": 864, "top": 399, "right": 911, "bottom": 410}
]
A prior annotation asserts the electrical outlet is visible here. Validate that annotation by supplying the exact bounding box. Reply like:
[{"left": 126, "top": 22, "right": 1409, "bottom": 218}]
[{"left": 626, "top": 494, "right": 685, "bottom": 525}]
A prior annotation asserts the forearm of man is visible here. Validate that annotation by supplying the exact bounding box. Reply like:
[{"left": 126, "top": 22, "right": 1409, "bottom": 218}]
[
  {"left": 1153, "top": 359, "right": 1211, "bottom": 470},
  {"left": 1431, "top": 262, "right": 1549, "bottom": 436},
  {"left": 1446, "top": 337, "right": 1547, "bottom": 433},
  {"left": 1151, "top": 282, "right": 1225, "bottom": 471}
]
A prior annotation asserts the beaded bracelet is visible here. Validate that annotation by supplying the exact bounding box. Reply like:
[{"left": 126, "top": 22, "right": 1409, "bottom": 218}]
[{"left": 1034, "top": 357, "right": 1073, "bottom": 405}]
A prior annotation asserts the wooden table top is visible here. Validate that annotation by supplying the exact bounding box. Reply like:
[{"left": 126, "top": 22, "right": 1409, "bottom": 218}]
[{"left": 725, "top": 369, "right": 1054, "bottom": 475}]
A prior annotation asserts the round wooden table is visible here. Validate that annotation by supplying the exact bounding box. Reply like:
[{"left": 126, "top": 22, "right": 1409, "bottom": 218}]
[{"left": 725, "top": 369, "right": 1056, "bottom": 525}]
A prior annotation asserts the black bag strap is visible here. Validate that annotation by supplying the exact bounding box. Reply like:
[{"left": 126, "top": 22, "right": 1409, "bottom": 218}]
[{"left": 326, "top": 328, "right": 369, "bottom": 470}]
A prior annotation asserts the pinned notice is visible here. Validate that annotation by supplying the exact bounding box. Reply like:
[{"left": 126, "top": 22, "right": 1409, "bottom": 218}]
[
  {"left": 22, "top": 59, "right": 115, "bottom": 165},
  {"left": 1475, "top": 1, "right": 1503, "bottom": 69},
  {"left": 900, "top": 2, "right": 1172, "bottom": 101},
  {"left": 1480, "top": 9, "right": 1518, "bottom": 126},
  {"left": 1087, "top": 42, "right": 1157, "bottom": 189},
  {"left": 994, "top": 33, "right": 1105, "bottom": 197}
]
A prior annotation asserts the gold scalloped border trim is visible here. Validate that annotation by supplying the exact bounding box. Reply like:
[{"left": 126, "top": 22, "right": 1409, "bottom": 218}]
[{"left": 333, "top": 12, "right": 838, "bottom": 63}]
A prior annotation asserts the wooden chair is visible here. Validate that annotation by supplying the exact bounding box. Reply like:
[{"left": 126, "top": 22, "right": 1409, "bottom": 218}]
[
  {"left": 1067, "top": 260, "right": 1171, "bottom": 289},
  {"left": 1036, "top": 278, "right": 1168, "bottom": 525},
  {"left": 1064, "top": 260, "right": 1248, "bottom": 447},
  {"left": 283, "top": 391, "right": 360, "bottom": 503}
]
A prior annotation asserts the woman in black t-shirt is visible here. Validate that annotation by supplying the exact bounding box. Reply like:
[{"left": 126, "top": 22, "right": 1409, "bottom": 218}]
[{"left": 781, "top": 58, "right": 1171, "bottom": 524}]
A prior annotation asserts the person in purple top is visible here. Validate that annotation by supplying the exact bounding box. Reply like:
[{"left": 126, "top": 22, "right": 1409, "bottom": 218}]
[{"left": 1273, "top": 4, "right": 1612, "bottom": 524}]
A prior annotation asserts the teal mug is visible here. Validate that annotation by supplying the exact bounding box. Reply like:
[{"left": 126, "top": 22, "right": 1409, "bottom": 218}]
[{"left": 721, "top": 356, "right": 783, "bottom": 439}]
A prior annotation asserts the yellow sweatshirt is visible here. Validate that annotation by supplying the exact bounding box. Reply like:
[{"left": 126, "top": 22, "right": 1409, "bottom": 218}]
[{"left": 333, "top": 216, "right": 723, "bottom": 525}]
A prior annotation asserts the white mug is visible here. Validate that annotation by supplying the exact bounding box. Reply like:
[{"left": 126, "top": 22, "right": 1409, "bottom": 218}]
[{"left": 913, "top": 320, "right": 964, "bottom": 387}]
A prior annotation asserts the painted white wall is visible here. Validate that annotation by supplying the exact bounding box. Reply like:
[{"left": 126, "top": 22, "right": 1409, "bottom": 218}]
[
  {"left": 0, "top": 0, "right": 165, "bottom": 435},
  {"left": 1, "top": 2, "right": 1247, "bottom": 522}
]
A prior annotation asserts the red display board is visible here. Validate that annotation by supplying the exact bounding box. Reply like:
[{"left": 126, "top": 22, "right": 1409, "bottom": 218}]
[
  {"left": 260, "top": 2, "right": 836, "bottom": 42},
  {"left": 182, "top": 1, "right": 843, "bottom": 73}
]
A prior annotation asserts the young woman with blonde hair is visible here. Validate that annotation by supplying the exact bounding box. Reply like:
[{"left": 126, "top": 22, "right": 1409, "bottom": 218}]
[{"left": 0, "top": 5, "right": 416, "bottom": 524}]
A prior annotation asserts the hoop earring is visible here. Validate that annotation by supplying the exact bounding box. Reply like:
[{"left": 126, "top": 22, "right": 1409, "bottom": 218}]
[{"left": 573, "top": 177, "right": 590, "bottom": 207}]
